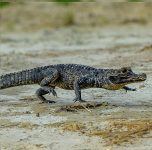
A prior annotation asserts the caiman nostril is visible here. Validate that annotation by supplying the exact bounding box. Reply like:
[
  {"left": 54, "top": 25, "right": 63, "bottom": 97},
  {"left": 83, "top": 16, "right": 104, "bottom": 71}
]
[{"left": 140, "top": 73, "right": 147, "bottom": 80}]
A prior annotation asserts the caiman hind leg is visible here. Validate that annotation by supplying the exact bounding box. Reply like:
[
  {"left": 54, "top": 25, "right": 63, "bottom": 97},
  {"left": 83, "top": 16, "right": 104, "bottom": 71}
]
[
  {"left": 49, "top": 86, "right": 57, "bottom": 97},
  {"left": 73, "top": 77, "right": 95, "bottom": 103},
  {"left": 36, "top": 68, "right": 59, "bottom": 103},
  {"left": 36, "top": 87, "right": 56, "bottom": 103}
]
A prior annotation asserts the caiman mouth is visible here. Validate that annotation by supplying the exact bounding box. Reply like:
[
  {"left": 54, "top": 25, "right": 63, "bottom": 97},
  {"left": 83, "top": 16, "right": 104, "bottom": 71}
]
[
  {"left": 124, "top": 73, "right": 147, "bottom": 83},
  {"left": 109, "top": 73, "right": 147, "bottom": 84},
  {"left": 103, "top": 67, "right": 147, "bottom": 90}
]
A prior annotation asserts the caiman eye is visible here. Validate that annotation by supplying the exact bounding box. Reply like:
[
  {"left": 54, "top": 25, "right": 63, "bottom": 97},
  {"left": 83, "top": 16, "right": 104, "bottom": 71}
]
[
  {"left": 109, "top": 76, "right": 117, "bottom": 81},
  {"left": 120, "top": 76, "right": 127, "bottom": 80},
  {"left": 122, "top": 68, "right": 127, "bottom": 73}
]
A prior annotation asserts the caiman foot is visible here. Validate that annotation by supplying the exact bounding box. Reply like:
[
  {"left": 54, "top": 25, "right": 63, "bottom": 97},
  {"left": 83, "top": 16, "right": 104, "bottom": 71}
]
[
  {"left": 40, "top": 100, "right": 56, "bottom": 104},
  {"left": 36, "top": 87, "right": 56, "bottom": 104},
  {"left": 52, "top": 90, "right": 57, "bottom": 97},
  {"left": 41, "top": 86, "right": 57, "bottom": 97},
  {"left": 123, "top": 86, "right": 136, "bottom": 92},
  {"left": 73, "top": 98, "right": 86, "bottom": 103}
]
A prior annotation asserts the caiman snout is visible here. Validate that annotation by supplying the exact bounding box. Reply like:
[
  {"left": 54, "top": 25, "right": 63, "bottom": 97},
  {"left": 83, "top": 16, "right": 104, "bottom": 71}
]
[{"left": 139, "top": 73, "right": 147, "bottom": 81}]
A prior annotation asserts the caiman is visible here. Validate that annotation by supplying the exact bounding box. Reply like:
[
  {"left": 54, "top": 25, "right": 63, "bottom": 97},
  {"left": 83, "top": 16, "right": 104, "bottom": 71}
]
[{"left": 0, "top": 64, "right": 147, "bottom": 103}]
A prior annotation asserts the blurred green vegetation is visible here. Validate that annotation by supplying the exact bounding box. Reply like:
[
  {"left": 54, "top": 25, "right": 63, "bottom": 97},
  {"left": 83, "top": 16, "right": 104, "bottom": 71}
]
[
  {"left": 128, "top": 0, "right": 143, "bottom": 2},
  {"left": 0, "top": 2, "right": 10, "bottom": 8},
  {"left": 54, "top": 0, "right": 80, "bottom": 5},
  {"left": 63, "top": 11, "right": 75, "bottom": 26}
]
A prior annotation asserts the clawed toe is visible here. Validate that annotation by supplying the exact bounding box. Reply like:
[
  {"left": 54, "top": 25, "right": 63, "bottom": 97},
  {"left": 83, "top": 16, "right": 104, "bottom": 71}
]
[
  {"left": 132, "top": 88, "right": 136, "bottom": 91},
  {"left": 52, "top": 91, "right": 57, "bottom": 97},
  {"left": 73, "top": 98, "right": 86, "bottom": 103},
  {"left": 79, "top": 99, "right": 86, "bottom": 103},
  {"left": 40, "top": 100, "right": 56, "bottom": 104},
  {"left": 48, "top": 101, "right": 56, "bottom": 103},
  {"left": 123, "top": 86, "right": 137, "bottom": 92}
]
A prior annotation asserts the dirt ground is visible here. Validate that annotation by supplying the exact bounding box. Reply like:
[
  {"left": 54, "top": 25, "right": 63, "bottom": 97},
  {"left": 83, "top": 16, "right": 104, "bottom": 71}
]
[{"left": 0, "top": 3, "right": 152, "bottom": 150}]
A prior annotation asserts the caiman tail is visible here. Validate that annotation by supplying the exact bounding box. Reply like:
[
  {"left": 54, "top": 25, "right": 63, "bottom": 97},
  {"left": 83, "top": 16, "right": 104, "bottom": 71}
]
[{"left": 0, "top": 68, "right": 41, "bottom": 89}]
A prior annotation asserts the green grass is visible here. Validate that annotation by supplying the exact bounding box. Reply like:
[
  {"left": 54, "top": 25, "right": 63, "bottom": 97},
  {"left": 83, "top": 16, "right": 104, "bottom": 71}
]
[
  {"left": 63, "top": 11, "right": 75, "bottom": 26},
  {"left": 54, "top": 0, "right": 80, "bottom": 5},
  {"left": 128, "top": 0, "right": 143, "bottom": 2},
  {"left": 0, "top": 2, "right": 10, "bottom": 8}
]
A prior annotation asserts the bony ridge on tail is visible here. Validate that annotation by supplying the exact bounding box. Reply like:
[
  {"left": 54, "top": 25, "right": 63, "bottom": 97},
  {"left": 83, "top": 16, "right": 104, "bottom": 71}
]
[{"left": 0, "top": 64, "right": 147, "bottom": 103}]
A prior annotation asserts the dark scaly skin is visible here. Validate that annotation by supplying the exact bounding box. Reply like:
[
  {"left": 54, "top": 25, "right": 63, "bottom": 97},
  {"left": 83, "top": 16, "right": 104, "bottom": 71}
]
[{"left": 0, "top": 64, "right": 147, "bottom": 103}]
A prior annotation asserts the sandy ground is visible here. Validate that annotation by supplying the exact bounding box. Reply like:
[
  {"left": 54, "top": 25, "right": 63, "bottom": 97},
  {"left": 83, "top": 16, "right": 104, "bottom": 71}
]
[{"left": 0, "top": 25, "right": 152, "bottom": 150}]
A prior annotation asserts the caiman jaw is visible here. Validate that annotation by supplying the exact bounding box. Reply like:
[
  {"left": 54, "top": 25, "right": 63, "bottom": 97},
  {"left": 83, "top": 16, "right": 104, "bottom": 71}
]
[
  {"left": 108, "top": 70, "right": 147, "bottom": 90},
  {"left": 138, "top": 73, "right": 147, "bottom": 81},
  {"left": 128, "top": 73, "right": 147, "bottom": 82}
]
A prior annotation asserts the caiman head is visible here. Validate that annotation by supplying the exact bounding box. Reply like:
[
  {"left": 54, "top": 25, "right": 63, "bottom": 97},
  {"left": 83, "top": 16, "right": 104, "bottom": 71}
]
[{"left": 103, "top": 67, "right": 147, "bottom": 90}]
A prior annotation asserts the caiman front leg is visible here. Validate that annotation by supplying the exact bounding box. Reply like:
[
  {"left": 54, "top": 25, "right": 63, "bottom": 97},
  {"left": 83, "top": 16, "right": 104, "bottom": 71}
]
[
  {"left": 36, "top": 68, "right": 59, "bottom": 103},
  {"left": 73, "top": 80, "right": 85, "bottom": 103},
  {"left": 123, "top": 86, "right": 136, "bottom": 92},
  {"left": 73, "top": 77, "right": 95, "bottom": 103}
]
